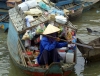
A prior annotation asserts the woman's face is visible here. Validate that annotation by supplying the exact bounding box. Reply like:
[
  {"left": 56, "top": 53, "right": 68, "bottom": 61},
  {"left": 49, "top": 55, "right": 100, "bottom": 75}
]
[
  {"left": 50, "top": 32, "right": 57, "bottom": 37},
  {"left": 47, "top": 32, "right": 58, "bottom": 42}
]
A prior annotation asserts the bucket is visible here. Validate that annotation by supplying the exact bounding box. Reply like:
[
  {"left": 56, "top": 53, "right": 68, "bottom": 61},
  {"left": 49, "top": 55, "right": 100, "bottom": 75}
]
[
  {"left": 58, "top": 47, "right": 67, "bottom": 62},
  {"left": 58, "top": 51, "right": 66, "bottom": 62},
  {"left": 66, "top": 50, "right": 74, "bottom": 63}
]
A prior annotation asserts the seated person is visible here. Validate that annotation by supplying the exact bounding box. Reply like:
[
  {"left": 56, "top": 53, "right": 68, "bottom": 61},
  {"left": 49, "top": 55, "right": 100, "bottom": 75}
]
[{"left": 37, "top": 24, "right": 68, "bottom": 69}]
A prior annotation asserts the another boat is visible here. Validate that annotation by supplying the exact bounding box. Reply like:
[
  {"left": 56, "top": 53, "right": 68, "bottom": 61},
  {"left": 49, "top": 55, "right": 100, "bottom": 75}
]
[
  {"left": 66, "top": 4, "right": 83, "bottom": 21},
  {"left": 77, "top": 38, "right": 100, "bottom": 62},
  {"left": 0, "top": 0, "right": 24, "bottom": 32},
  {"left": 7, "top": 1, "right": 77, "bottom": 76},
  {"left": 0, "top": 9, "right": 8, "bottom": 15},
  {"left": 76, "top": 0, "right": 100, "bottom": 12},
  {"left": 0, "top": 0, "right": 9, "bottom": 15},
  {"left": 47, "top": 0, "right": 99, "bottom": 21},
  {"left": 46, "top": 0, "right": 83, "bottom": 21},
  {"left": 82, "top": 1, "right": 95, "bottom": 12},
  {"left": 0, "top": 14, "right": 9, "bottom": 32},
  {"left": 0, "top": 1, "right": 10, "bottom": 10},
  {"left": 0, "top": 1, "right": 9, "bottom": 32}
]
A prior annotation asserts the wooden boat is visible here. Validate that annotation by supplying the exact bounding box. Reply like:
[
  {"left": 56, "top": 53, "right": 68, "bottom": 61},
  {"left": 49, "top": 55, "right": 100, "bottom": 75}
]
[
  {"left": 0, "top": 9, "right": 8, "bottom": 15},
  {"left": 0, "top": 14, "right": 9, "bottom": 32},
  {"left": 66, "top": 5, "right": 83, "bottom": 21},
  {"left": 0, "top": 0, "right": 24, "bottom": 31},
  {"left": 77, "top": 38, "right": 100, "bottom": 62},
  {"left": 77, "top": 0, "right": 100, "bottom": 12},
  {"left": 0, "top": 0, "right": 23, "bottom": 15},
  {"left": 46, "top": 0, "right": 99, "bottom": 21},
  {"left": 0, "top": 1, "right": 9, "bottom": 10},
  {"left": 45, "top": 0, "right": 83, "bottom": 21},
  {"left": 7, "top": 2, "right": 77, "bottom": 76},
  {"left": 0, "top": 1, "right": 9, "bottom": 15},
  {"left": 82, "top": 1, "right": 95, "bottom": 12}
]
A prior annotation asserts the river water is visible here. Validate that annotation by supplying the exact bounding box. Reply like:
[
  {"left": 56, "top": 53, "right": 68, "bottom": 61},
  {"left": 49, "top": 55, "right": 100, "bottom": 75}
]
[{"left": 0, "top": 2, "right": 100, "bottom": 76}]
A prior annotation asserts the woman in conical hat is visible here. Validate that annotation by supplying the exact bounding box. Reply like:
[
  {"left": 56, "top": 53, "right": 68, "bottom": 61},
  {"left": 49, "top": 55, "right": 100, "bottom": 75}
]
[{"left": 37, "top": 24, "right": 68, "bottom": 69}]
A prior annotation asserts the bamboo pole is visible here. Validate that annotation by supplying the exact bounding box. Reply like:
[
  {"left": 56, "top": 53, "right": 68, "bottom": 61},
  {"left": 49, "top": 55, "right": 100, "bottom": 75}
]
[{"left": 42, "top": 34, "right": 94, "bottom": 49}]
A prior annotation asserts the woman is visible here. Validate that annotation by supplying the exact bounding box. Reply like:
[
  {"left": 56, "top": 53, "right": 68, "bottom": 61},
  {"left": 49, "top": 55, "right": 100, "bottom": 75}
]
[{"left": 37, "top": 24, "right": 68, "bottom": 69}]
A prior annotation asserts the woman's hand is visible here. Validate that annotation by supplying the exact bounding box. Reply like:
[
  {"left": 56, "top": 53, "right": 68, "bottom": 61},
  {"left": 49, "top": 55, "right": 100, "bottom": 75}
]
[{"left": 56, "top": 37, "right": 60, "bottom": 41}]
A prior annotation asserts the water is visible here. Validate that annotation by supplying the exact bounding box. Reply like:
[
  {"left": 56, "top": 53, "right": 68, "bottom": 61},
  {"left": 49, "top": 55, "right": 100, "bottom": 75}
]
[
  {"left": 70, "top": 2, "right": 100, "bottom": 76},
  {"left": 0, "top": 30, "right": 27, "bottom": 76},
  {"left": 0, "top": 2, "right": 100, "bottom": 76}
]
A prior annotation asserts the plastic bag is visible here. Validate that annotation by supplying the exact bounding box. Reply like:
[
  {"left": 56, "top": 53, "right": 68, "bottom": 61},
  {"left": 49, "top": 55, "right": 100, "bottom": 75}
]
[
  {"left": 25, "top": 40, "right": 31, "bottom": 47},
  {"left": 18, "top": 0, "right": 38, "bottom": 11},
  {"left": 22, "top": 31, "right": 30, "bottom": 40},
  {"left": 55, "top": 15, "right": 67, "bottom": 24}
]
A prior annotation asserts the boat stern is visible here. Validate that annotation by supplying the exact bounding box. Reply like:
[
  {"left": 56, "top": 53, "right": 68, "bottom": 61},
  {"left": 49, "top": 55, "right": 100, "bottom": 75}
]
[{"left": 23, "top": 62, "right": 74, "bottom": 76}]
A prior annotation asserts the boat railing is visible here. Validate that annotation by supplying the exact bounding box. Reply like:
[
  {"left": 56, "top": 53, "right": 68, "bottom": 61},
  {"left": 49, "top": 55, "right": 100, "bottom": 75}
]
[
  {"left": 18, "top": 36, "right": 33, "bottom": 67},
  {"left": 17, "top": 39, "right": 27, "bottom": 67},
  {"left": 0, "top": 14, "right": 9, "bottom": 22}
]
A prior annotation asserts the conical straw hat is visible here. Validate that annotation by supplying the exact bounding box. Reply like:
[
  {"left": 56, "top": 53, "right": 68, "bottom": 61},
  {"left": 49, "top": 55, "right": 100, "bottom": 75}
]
[{"left": 43, "top": 24, "right": 60, "bottom": 35}]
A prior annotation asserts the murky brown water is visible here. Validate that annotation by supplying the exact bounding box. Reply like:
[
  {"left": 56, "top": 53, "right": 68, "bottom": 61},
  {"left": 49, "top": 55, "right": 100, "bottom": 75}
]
[
  {"left": 70, "top": 1, "right": 100, "bottom": 76},
  {"left": 0, "top": 1, "right": 100, "bottom": 76},
  {"left": 0, "top": 30, "right": 27, "bottom": 76}
]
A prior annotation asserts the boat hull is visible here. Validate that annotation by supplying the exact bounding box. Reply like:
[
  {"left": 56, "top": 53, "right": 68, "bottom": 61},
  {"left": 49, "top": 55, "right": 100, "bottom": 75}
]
[
  {"left": 7, "top": 18, "right": 76, "bottom": 76},
  {"left": 9, "top": 52, "right": 74, "bottom": 76},
  {"left": 0, "top": 1, "right": 9, "bottom": 10},
  {"left": 68, "top": 6, "right": 83, "bottom": 21},
  {"left": 0, "top": 14, "right": 9, "bottom": 32},
  {"left": 83, "top": 3, "right": 95, "bottom": 12},
  {"left": 0, "top": 3, "right": 8, "bottom": 18},
  {"left": 0, "top": 9, "right": 8, "bottom": 15},
  {"left": 82, "top": 0, "right": 100, "bottom": 12},
  {"left": 0, "top": 22, "right": 9, "bottom": 32},
  {"left": 23, "top": 70, "right": 72, "bottom": 76},
  {"left": 77, "top": 38, "right": 100, "bottom": 62}
]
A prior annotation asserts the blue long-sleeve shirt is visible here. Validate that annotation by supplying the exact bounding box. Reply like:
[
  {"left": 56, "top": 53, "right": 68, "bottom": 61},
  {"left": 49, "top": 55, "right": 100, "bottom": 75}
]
[{"left": 37, "top": 36, "right": 68, "bottom": 64}]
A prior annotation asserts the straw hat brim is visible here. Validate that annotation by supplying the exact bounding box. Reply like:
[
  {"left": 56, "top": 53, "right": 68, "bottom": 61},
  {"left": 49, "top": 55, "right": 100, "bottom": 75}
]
[{"left": 43, "top": 24, "right": 60, "bottom": 35}]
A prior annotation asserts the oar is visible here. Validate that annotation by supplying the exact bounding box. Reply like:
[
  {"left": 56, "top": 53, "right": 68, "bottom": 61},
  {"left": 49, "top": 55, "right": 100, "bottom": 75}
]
[
  {"left": 42, "top": 34, "right": 94, "bottom": 49},
  {"left": 75, "top": 43, "right": 93, "bottom": 49}
]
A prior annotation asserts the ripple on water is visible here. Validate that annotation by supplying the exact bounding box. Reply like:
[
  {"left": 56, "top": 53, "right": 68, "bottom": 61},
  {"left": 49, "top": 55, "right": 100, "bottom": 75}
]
[
  {"left": 0, "top": 52, "right": 3, "bottom": 55},
  {"left": 0, "top": 58, "right": 10, "bottom": 76},
  {"left": 0, "top": 47, "right": 6, "bottom": 50},
  {"left": 0, "top": 70, "right": 9, "bottom": 74}
]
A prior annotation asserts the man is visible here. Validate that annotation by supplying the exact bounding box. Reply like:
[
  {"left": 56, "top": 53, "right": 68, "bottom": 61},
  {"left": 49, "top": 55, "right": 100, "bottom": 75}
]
[{"left": 37, "top": 24, "right": 68, "bottom": 69}]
